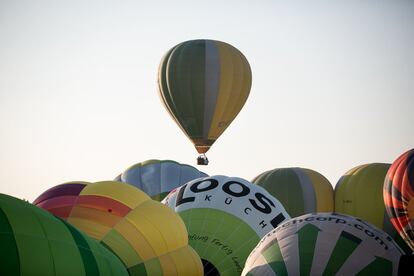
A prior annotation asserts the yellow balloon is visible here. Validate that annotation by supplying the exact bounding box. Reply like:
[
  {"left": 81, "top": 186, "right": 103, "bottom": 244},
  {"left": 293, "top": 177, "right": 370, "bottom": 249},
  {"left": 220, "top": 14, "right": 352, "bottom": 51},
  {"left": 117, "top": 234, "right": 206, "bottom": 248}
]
[{"left": 35, "top": 181, "right": 203, "bottom": 276}]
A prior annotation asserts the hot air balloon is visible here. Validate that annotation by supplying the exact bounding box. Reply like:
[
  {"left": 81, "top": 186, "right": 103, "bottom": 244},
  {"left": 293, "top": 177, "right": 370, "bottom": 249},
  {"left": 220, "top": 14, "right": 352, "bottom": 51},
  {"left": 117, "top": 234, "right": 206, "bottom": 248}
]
[
  {"left": 384, "top": 149, "right": 414, "bottom": 251},
  {"left": 116, "top": 159, "right": 208, "bottom": 201},
  {"left": 34, "top": 181, "right": 203, "bottom": 276},
  {"left": 0, "top": 193, "right": 128, "bottom": 275},
  {"left": 158, "top": 39, "right": 252, "bottom": 165},
  {"left": 335, "top": 163, "right": 412, "bottom": 253},
  {"left": 162, "top": 175, "right": 290, "bottom": 275},
  {"left": 242, "top": 213, "right": 404, "bottom": 276},
  {"left": 252, "top": 167, "right": 334, "bottom": 217}
]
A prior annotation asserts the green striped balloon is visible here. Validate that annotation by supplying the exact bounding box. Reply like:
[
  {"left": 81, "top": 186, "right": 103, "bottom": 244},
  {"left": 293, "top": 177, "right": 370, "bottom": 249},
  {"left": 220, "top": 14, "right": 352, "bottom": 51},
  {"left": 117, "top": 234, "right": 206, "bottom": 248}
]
[
  {"left": 252, "top": 167, "right": 334, "bottom": 218},
  {"left": 0, "top": 193, "right": 128, "bottom": 276},
  {"left": 242, "top": 213, "right": 404, "bottom": 276},
  {"left": 158, "top": 39, "right": 252, "bottom": 154}
]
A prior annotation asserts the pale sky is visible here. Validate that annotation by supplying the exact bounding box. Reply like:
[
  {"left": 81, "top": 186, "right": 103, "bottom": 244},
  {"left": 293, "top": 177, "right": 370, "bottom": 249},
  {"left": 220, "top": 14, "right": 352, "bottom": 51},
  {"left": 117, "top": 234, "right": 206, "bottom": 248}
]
[{"left": 1, "top": 0, "right": 413, "bottom": 201}]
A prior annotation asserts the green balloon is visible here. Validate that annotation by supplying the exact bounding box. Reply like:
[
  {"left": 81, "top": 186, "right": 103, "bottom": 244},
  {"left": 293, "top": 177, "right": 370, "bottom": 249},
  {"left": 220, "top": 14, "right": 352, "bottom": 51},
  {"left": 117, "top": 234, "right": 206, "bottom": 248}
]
[
  {"left": 252, "top": 167, "right": 334, "bottom": 218},
  {"left": 0, "top": 193, "right": 128, "bottom": 276}
]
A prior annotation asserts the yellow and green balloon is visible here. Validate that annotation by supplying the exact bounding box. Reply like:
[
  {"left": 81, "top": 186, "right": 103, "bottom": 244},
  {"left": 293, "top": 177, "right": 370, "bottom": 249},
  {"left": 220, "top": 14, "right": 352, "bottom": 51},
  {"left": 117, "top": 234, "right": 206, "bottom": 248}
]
[
  {"left": 252, "top": 167, "right": 334, "bottom": 217},
  {"left": 158, "top": 39, "right": 252, "bottom": 155}
]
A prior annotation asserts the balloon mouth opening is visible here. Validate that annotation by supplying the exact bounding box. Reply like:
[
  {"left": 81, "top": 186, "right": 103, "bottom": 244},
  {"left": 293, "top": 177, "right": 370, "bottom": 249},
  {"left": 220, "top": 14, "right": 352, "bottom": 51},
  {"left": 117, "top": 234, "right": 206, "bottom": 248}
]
[{"left": 202, "top": 259, "right": 219, "bottom": 276}]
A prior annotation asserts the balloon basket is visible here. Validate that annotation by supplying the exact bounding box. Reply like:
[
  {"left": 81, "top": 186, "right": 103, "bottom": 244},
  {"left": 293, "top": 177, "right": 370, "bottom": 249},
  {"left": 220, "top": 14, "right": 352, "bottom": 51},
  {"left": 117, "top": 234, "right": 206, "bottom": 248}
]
[{"left": 197, "top": 155, "right": 209, "bottom": 165}]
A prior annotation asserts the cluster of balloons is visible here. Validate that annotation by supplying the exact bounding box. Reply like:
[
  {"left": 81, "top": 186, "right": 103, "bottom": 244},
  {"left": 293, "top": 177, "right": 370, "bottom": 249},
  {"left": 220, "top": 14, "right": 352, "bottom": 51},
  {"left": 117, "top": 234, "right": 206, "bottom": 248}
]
[
  {"left": 32, "top": 179, "right": 203, "bottom": 276},
  {"left": 1, "top": 151, "right": 413, "bottom": 275},
  {"left": 1, "top": 39, "right": 412, "bottom": 275}
]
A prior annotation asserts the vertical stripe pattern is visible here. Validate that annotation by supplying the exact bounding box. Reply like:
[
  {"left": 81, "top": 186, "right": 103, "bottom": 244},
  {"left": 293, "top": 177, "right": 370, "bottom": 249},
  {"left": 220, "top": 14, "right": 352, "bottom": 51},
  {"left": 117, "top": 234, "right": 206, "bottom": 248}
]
[
  {"left": 0, "top": 193, "right": 128, "bottom": 275},
  {"left": 118, "top": 159, "right": 207, "bottom": 201},
  {"left": 0, "top": 208, "right": 20, "bottom": 275},
  {"left": 252, "top": 167, "right": 333, "bottom": 217},
  {"left": 242, "top": 213, "right": 403, "bottom": 276},
  {"left": 158, "top": 39, "right": 252, "bottom": 154}
]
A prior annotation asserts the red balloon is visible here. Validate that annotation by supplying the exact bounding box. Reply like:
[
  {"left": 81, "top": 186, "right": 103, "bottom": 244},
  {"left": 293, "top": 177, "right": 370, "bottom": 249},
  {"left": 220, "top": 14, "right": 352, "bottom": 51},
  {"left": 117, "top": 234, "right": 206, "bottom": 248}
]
[{"left": 384, "top": 149, "right": 414, "bottom": 250}]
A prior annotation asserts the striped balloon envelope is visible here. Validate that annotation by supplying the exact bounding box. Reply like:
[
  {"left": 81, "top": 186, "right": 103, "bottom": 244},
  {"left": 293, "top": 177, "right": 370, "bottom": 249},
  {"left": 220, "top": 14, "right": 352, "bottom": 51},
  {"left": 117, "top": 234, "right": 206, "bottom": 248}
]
[
  {"left": 162, "top": 175, "right": 290, "bottom": 275},
  {"left": 116, "top": 159, "right": 207, "bottom": 201},
  {"left": 158, "top": 39, "right": 252, "bottom": 155},
  {"left": 34, "top": 181, "right": 203, "bottom": 276},
  {"left": 33, "top": 181, "right": 90, "bottom": 218},
  {"left": 252, "top": 167, "right": 334, "bottom": 218},
  {"left": 0, "top": 193, "right": 128, "bottom": 275},
  {"left": 384, "top": 149, "right": 414, "bottom": 251},
  {"left": 242, "top": 213, "right": 404, "bottom": 276}
]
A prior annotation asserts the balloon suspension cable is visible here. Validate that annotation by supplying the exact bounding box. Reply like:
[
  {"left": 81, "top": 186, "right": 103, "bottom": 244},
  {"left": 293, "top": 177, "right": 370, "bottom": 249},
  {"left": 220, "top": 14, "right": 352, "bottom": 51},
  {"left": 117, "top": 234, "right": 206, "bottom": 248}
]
[{"left": 197, "top": 154, "right": 209, "bottom": 166}]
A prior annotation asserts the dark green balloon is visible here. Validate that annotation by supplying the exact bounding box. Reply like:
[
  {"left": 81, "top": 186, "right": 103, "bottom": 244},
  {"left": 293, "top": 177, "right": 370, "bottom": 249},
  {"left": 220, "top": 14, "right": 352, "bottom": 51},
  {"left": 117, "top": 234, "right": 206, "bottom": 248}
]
[{"left": 0, "top": 193, "right": 128, "bottom": 276}]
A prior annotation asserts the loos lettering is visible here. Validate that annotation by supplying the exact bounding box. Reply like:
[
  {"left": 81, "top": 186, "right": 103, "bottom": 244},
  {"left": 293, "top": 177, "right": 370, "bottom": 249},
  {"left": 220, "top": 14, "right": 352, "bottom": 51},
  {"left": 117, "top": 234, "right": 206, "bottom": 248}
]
[{"left": 176, "top": 178, "right": 286, "bottom": 228}]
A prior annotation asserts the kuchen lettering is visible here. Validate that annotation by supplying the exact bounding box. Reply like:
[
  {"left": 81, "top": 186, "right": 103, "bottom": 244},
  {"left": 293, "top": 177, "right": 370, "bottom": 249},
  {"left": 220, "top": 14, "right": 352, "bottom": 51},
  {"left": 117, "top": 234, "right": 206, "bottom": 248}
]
[{"left": 259, "top": 220, "right": 267, "bottom": 228}]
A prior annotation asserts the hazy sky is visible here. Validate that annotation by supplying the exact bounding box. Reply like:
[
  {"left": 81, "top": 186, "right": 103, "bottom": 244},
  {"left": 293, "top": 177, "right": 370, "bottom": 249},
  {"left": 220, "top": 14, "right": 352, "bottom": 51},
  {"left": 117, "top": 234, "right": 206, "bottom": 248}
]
[{"left": 1, "top": 0, "right": 413, "bottom": 201}]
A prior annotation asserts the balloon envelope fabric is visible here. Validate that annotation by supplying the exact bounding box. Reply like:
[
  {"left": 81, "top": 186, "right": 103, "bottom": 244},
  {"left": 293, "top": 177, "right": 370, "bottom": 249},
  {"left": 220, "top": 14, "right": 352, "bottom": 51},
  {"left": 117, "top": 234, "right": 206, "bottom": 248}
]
[
  {"left": 384, "top": 149, "right": 414, "bottom": 251},
  {"left": 32, "top": 181, "right": 89, "bottom": 218},
  {"left": 252, "top": 167, "right": 334, "bottom": 217},
  {"left": 0, "top": 193, "right": 128, "bottom": 276},
  {"left": 335, "top": 163, "right": 411, "bottom": 253},
  {"left": 242, "top": 213, "right": 404, "bottom": 276},
  {"left": 162, "top": 175, "right": 290, "bottom": 275},
  {"left": 34, "top": 181, "right": 203, "bottom": 276},
  {"left": 158, "top": 39, "right": 252, "bottom": 154},
  {"left": 117, "top": 159, "right": 208, "bottom": 201}
]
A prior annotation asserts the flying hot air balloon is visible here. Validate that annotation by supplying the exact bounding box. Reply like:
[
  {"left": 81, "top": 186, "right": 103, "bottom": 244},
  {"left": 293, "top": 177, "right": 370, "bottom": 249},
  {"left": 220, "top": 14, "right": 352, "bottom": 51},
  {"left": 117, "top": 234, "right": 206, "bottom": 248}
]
[
  {"left": 162, "top": 175, "right": 290, "bottom": 275},
  {"left": 242, "top": 213, "right": 404, "bottom": 276},
  {"left": 384, "top": 149, "right": 414, "bottom": 251},
  {"left": 158, "top": 39, "right": 252, "bottom": 165}
]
